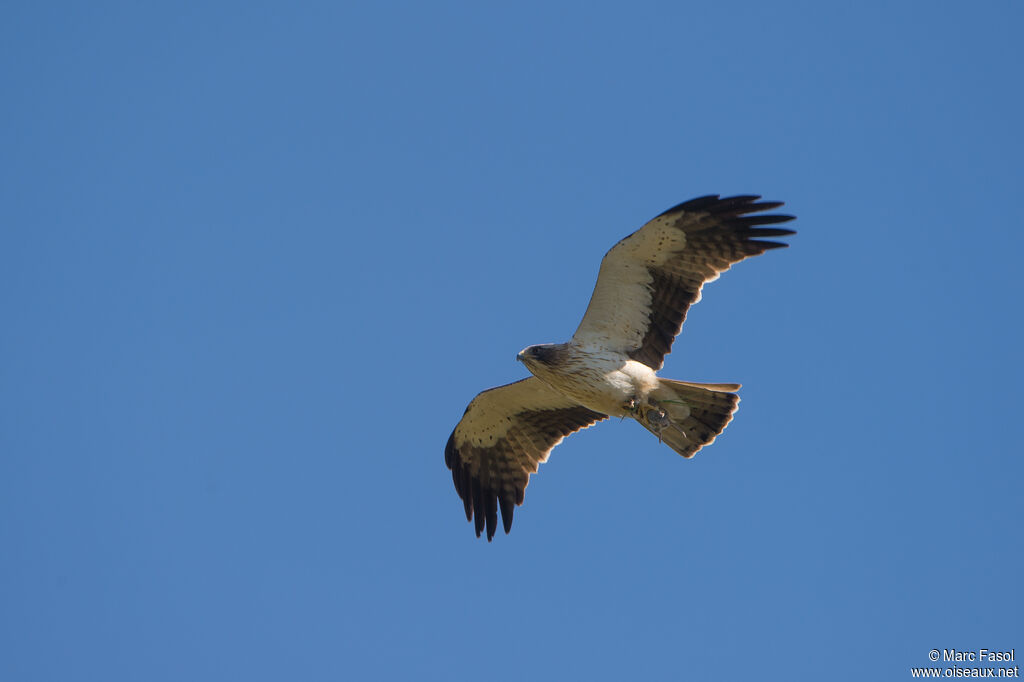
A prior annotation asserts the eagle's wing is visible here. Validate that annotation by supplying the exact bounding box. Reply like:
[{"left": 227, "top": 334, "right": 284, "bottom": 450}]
[
  {"left": 572, "top": 194, "right": 795, "bottom": 370},
  {"left": 445, "top": 377, "right": 607, "bottom": 541}
]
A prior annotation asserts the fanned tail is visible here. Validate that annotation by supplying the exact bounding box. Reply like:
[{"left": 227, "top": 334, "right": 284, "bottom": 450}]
[{"left": 635, "top": 379, "right": 741, "bottom": 458}]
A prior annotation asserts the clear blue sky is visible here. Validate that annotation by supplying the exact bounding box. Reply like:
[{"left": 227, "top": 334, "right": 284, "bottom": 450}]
[{"left": 2, "top": 3, "right": 1022, "bottom": 680}]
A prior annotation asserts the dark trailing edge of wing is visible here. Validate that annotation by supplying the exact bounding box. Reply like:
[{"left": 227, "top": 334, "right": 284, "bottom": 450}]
[
  {"left": 628, "top": 195, "right": 796, "bottom": 370},
  {"left": 445, "top": 405, "right": 606, "bottom": 541}
]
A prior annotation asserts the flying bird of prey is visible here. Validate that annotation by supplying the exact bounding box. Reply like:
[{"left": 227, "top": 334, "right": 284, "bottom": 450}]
[{"left": 445, "top": 194, "right": 795, "bottom": 540}]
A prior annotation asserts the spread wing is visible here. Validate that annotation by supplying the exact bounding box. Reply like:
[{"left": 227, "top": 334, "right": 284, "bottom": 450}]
[
  {"left": 445, "top": 377, "right": 607, "bottom": 541},
  {"left": 572, "top": 194, "right": 795, "bottom": 370}
]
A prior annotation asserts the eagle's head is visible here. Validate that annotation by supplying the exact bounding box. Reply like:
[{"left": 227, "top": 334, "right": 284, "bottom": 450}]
[{"left": 516, "top": 343, "right": 569, "bottom": 372}]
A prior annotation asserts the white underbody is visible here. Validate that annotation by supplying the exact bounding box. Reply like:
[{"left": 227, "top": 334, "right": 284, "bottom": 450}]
[{"left": 522, "top": 345, "right": 660, "bottom": 418}]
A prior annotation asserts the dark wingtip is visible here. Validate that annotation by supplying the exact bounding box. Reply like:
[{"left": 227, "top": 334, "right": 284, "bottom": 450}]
[
  {"left": 460, "top": 467, "right": 473, "bottom": 521},
  {"left": 444, "top": 431, "right": 457, "bottom": 468},
  {"left": 748, "top": 226, "right": 797, "bottom": 237},
  {"left": 445, "top": 431, "right": 510, "bottom": 541},
  {"left": 657, "top": 194, "right": 721, "bottom": 217},
  {"left": 656, "top": 194, "right": 798, "bottom": 223},
  {"left": 499, "top": 495, "right": 515, "bottom": 534},
  {"left": 746, "top": 214, "right": 796, "bottom": 226},
  {"left": 445, "top": 432, "right": 476, "bottom": 522},
  {"left": 485, "top": 495, "right": 498, "bottom": 541},
  {"left": 750, "top": 240, "right": 791, "bottom": 250},
  {"left": 472, "top": 478, "right": 485, "bottom": 537},
  {"left": 746, "top": 200, "right": 784, "bottom": 211}
]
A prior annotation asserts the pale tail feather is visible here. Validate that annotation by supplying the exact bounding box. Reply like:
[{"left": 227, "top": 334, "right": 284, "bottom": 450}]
[
  {"left": 669, "top": 380, "right": 742, "bottom": 392},
  {"left": 636, "top": 379, "right": 741, "bottom": 458}
]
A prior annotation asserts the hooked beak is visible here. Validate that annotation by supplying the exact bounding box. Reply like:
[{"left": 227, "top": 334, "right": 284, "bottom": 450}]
[{"left": 516, "top": 351, "right": 525, "bottom": 363}]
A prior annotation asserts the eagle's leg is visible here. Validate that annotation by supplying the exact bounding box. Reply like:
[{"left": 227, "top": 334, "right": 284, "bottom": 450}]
[
  {"left": 636, "top": 399, "right": 689, "bottom": 443},
  {"left": 638, "top": 399, "right": 671, "bottom": 440},
  {"left": 621, "top": 396, "right": 639, "bottom": 421}
]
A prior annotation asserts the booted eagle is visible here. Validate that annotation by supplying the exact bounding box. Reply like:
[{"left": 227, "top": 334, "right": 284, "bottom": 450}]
[{"left": 445, "top": 194, "right": 795, "bottom": 540}]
